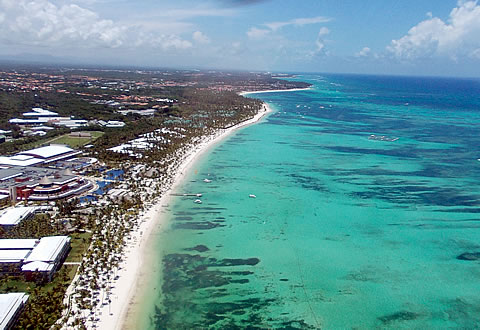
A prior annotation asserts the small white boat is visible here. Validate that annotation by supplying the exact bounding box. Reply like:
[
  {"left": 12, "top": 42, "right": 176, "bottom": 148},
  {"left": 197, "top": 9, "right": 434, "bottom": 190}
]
[
  {"left": 194, "top": 199, "right": 202, "bottom": 204},
  {"left": 249, "top": 194, "right": 256, "bottom": 198},
  {"left": 203, "top": 179, "right": 212, "bottom": 183}
]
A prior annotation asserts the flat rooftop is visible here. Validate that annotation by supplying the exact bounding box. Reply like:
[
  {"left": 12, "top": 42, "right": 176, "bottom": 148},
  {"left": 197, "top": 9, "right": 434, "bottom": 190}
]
[
  {"left": 18, "top": 145, "right": 74, "bottom": 159},
  {"left": 0, "top": 239, "right": 37, "bottom": 250},
  {"left": 0, "top": 207, "right": 36, "bottom": 226},
  {"left": 0, "top": 293, "right": 29, "bottom": 330},
  {"left": 0, "top": 236, "right": 70, "bottom": 265},
  {"left": 0, "top": 156, "right": 44, "bottom": 167},
  {"left": 0, "top": 250, "right": 31, "bottom": 263},
  {"left": 24, "top": 236, "right": 70, "bottom": 263}
]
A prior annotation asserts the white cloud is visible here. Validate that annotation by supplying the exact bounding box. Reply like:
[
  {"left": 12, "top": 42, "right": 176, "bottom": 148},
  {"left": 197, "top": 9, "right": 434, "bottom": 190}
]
[
  {"left": 470, "top": 48, "right": 480, "bottom": 59},
  {"left": 318, "top": 27, "right": 330, "bottom": 36},
  {"left": 355, "top": 47, "right": 371, "bottom": 57},
  {"left": 192, "top": 31, "right": 210, "bottom": 44},
  {"left": 0, "top": 0, "right": 125, "bottom": 48},
  {"left": 388, "top": 0, "right": 480, "bottom": 60},
  {"left": 315, "top": 27, "right": 330, "bottom": 54},
  {"left": 247, "top": 15, "right": 331, "bottom": 41},
  {"left": 148, "top": 34, "right": 193, "bottom": 50},
  {"left": 0, "top": 0, "right": 193, "bottom": 51},
  {"left": 265, "top": 16, "right": 331, "bottom": 31},
  {"left": 246, "top": 27, "right": 271, "bottom": 39}
]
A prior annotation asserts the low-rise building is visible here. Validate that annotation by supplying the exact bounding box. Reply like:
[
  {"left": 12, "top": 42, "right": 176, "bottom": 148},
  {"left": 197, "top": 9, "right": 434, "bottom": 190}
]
[
  {"left": 0, "top": 166, "right": 92, "bottom": 201},
  {"left": 22, "top": 108, "right": 58, "bottom": 117},
  {"left": 118, "top": 109, "right": 156, "bottom": 116},
  {"left": 103, "top": 120, "right": 126, "bottom": 128},
  {"left": 0, "top": 293, "right": 29, "bottom": 330},
  {"left": 0, "top": 207, "right": 36, "bottom": 228},
  {"left": 0, "top": 145, "right": 82, "bottom": 167},
  {"left": 0, "top": 236, "right": 71, "bottom": 282}
]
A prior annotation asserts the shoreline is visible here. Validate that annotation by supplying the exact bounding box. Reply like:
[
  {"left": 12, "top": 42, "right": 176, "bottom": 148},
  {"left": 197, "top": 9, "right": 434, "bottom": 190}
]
[
  {"left": 239, "top": 87, "right": 311, "bottom": 96},
  {"left": 95, "top": 101, "right": 273, "bottom": 330}
]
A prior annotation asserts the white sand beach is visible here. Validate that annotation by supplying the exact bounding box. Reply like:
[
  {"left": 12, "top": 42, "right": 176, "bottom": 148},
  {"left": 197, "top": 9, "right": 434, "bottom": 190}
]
[
  {"left": 92, "top": 102, "right": 273, "bottom": 330},
  {"left": 239, "top": 87, "right": 311, "bottom": 96}
]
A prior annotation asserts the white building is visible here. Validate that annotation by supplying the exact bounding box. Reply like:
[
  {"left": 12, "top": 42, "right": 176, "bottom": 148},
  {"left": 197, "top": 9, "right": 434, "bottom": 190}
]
[
  {"left": 0, "top": 236, "right": 71, "bottom": 282},
  {"left": 0, "top": 207, "right": 36, "bottom": 227},
  {"left": 0, "top": 293, "right": 29, "bottom": 330},
  {"left": 0, "top": 145, "right": 82, "bottom": 167},
  {"left": 104, "top": 120, "right": 126, "bottom": 128},
  {"left": 22, "top": 108, "right": 59, "bottom": 117}
]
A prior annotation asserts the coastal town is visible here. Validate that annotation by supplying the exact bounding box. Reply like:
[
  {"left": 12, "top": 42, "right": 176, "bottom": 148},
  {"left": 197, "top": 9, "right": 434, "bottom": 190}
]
[{"left": 0, "top": 64, "right": 310, "bottom": 329}]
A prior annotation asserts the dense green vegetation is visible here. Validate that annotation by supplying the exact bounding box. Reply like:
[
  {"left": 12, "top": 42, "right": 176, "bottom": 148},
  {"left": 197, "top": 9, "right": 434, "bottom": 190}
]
[{"left": 0, "top": 265, "right": 77, "bottom": 330}]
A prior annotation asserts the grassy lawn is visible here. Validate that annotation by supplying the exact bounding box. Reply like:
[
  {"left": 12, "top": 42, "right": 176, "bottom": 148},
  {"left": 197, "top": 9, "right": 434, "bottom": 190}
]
[
  {"left": 0, "top": 277, "right": 30, "bottom": 292},
  {"left": 0, "top": 264, "right": 78, "bottom": 293},
  {"left": 20, "top": 130, "right": 105, "bottom": 150},
  {"left": 47, "top": 131, "right": 104, "bottom": 148},
  {"left": 66, "top": 232, "right": 92, "bottom": 263},
  {"left": 43, "top": 264, "right": 79, "bottom": 292}
]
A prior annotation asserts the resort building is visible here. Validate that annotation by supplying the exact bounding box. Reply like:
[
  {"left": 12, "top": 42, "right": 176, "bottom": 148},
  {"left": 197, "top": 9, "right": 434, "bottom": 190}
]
[
  {"left": 98, "top": 120, "right": 126, "bottom": 128},
  {"left": 9, "top": 107, "right": 89, "bottom": 129},
  {"left": 0, "top": 145, "right": 82, "bottom": 167},
  {"left": 0, "top": 207, "right": 36, "bottom": 228},
  {"left": 0, "top": 236, "right": 71, "bottom": 282},
  {"left": 118, "top": 108, "right": 156, "bottom": 116},
  {"left": 22, "top": 108, "right": 58, "bottom": 117},
  {"left": 9, "top": 117, "right": 70, "bottom": 126},
  {"left": 0, "top": 145, "right": 95, "bottom": 201},
  {"left": 0, "top": 293, "right": 29, "bottom": 330},
  {"left": 0, "top": 166, "right": 92, "bottom": 201}
]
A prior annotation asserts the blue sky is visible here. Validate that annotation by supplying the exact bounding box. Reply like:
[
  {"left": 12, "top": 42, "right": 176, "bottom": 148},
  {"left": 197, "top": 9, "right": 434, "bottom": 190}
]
[{"left": 1, "top": 0, "right": 480, "bottom": 77}]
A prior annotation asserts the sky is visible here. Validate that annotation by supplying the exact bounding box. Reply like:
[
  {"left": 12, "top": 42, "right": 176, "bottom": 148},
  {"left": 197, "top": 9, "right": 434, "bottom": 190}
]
[{"left": 1, "top": 0, "right": 480, "bottom": 77}]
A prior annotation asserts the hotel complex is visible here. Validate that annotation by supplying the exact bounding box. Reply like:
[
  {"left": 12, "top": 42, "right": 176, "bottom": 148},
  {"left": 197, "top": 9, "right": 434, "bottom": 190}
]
[
  {"left": 0, "top": 145, "right": 93, "bottom": 201},
  {"left": 0, "top": 144, "right": 94, "bottom": 326}
]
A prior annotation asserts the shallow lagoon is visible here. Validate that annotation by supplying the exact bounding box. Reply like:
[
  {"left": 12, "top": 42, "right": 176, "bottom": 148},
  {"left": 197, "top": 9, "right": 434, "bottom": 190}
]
[{"left": 139, "top": 74, "right": 480, "bottom": 329}]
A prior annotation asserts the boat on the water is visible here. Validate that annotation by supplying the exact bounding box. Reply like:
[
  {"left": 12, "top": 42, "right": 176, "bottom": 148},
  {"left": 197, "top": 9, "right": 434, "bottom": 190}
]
[{"left": 368, "top": 134, "right": 399, "bottom": 142}]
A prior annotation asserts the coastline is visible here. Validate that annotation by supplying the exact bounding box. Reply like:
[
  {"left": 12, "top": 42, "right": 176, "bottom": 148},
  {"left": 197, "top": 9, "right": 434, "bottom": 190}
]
[
  {"left": 239, "top": 87, "right": 311, "bottom": 96},
  {"left": 95, "top": 101, "right": 273, "bottom": 330}
]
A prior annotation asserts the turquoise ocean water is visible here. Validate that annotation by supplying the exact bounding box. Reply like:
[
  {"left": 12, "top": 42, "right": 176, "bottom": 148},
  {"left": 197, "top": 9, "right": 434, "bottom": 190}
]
[{"left": 139, "top": 74, "right": 480, "bottom": 329}]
